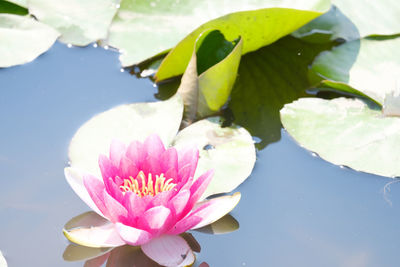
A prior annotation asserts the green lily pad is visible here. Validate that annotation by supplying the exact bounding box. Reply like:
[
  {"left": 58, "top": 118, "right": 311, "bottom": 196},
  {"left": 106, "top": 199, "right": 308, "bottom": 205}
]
[
  {"left": 28, "top": 0, "right": 120, "bottom": 46},
  {"left": 0, "top": 251, "right": 6, "bottom": 267},
  {"left": 227, "top": 35, "right": 333, "bottom": 149},
  {"left": 0, "top": 0, "right": 28, "bottom": 15},
  {"left": 177, "top": 30, "right": 242, "bottom": 122},
  {"left": 68, "top": 94, "right": 183, "bottom": 177},
  {"left": 173, "top": 117, "right": 256, "bottom": 198},
  {"left": 310, "top": 37, "right": 400, "bottom": 105},
  {"left": 0, "top": 14, "right": 59, "bottom": 67},
  {"left": 292, "top": 5, "right": 359, "bottom": 43},
  {"left": 156, "top": 1, "right": 330, "bottom": 81},
  {"left": 281, "top": 97, "right": 400, "bottom": 178},
  {"left": 107, "top": 0, "right": 329, "bottom": 68},
  {"left": 331, "top": 0, "right": 400, "bottom": 38}
]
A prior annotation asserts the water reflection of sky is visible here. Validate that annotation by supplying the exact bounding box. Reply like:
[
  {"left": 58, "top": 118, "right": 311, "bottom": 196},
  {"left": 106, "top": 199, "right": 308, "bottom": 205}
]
[{"left": 1, "top": 42, "right": 400, "bottom": 267}]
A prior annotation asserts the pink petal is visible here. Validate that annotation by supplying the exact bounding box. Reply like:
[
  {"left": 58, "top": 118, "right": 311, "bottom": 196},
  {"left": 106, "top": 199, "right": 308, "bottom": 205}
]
[
  {"left": 119, "top": 156, "right": 139, "bottom": 179},
  {"left": 169, "top": 189, "right": 190, "bottom": 220},
  {"left": 141, "top": 155, "right": 163, "bottom": 177},
  {"left": 109, "top": 139, "right": 126, "bottom": 166},
  {"left": 144, "top": 206, "right": 171, "bottom": 232},
  {"left": 63, "top": 213, "right": 125, "bottom": 248},
  {"left": 143, "top": 134, "right": 166, "bottom": 157},
  {"left": 83, "top": 174, "right": 110, "bottom": 219},
  {"left": 121, "top": 191, "right": 146, "bottom": 221},
  {"left": 148, "top": 189, "right": 177, "bottom": 209},
  {"left": 167, "top": 214, "right": 202, "bottom": 235},
  {"left": 103, "top": 191, "right": 128, "bottom": 223},
  {"left": 64, "top": 167, "right": 103, "bottom": 217},
  {"left": 160, "top": 147, "right": 178, "bottom": 174},
  {"left": 141, "top": 235, "right": 195, "bottom": 267},
  {"left": 99, "top": 155, "right": 118, "bottom": 181},
  {"left": 115, "top": 223, "right": 152, "bottom": 246},
  {"left": 103, "top": 177, "right": 124, "bottom": 204},
  {"left": 164, "top": 167, "right": 177, "bottom": 182},
  {"left": 188, "top": 170, "right": 214, "bottom": 207},
  {"left": 191, "top": 192, "right": 241, "bottom": 229},
  {"left": 125, "top": 140, "right": 144, "bottom": 167},
  {"left": 177, "top": 147, "right": 199, "bottom": 178},
  {"left": 177, "top": 164, "right": 192, "bottom": 184}
]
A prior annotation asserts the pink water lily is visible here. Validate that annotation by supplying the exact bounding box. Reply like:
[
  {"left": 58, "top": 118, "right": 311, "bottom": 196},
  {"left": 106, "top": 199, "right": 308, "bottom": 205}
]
[{"left": 64, "top": 134, "right": 240, "bottom": 266}]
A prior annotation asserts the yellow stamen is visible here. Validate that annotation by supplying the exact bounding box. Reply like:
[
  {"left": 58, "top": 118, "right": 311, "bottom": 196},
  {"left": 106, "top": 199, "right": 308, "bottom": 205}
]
[{"left": 119, "top": 171, "right": 176, "bottom": 197}]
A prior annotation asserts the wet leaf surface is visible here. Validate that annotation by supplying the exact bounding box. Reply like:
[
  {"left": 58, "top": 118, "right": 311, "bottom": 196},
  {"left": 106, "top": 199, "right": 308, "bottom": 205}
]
[
  {"left": 281, "top": 97, "right": 400, "bottom": 178},
  {"left": 0, "top": 14, "right": 59, "bottom": 67}
]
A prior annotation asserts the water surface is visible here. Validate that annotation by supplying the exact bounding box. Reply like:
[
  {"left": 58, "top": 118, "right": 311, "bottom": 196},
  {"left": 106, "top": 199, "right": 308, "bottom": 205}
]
[{"left": 1, "top": 42, "right": 399, "bottom": 267}]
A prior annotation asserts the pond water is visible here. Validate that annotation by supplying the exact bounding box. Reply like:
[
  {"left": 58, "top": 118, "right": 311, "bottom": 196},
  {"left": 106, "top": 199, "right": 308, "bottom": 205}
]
[{"left": 1, "top": 42, "right": 400, "bottom": 267}]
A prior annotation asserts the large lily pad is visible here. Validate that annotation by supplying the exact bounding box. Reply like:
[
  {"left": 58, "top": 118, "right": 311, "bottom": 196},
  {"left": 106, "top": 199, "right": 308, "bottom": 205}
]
[
  {"left": 177, "top": 30, "right": 242, "bottom": 122},
  {"left": 28, "top": 0, "right": 120, "bottom": 46},
  {"left": 332, "top": 0, "right": 400, "bottom": 38},
  {"left": 156, "top": 0, "right": 330, "bottom": 81},
  {"left": 0, "top": 14, "right": 59, "bottom": 67},
  {"left": 173, "top": 117, "right": 256, "bottom": 198},
  {"left": 281, "top": 97, "right": 400, "bottom": 178},
  {"left": 310, "top": 37, "right": 400, "bottom": 105},
  {"left": 0, "top": 251, "right": 6, "bottom": 267},
  {"left": 68, "top": 94, "right": 183, "bottom": 177},
  {"left": 228, "top": 36, "right": 333, "bottom": 149},
  {"left": 292, "top": 5, "right": 359, "bottom": 43},
  {"left": 107, "top": 0, "right": 329, "bottom": 68}
]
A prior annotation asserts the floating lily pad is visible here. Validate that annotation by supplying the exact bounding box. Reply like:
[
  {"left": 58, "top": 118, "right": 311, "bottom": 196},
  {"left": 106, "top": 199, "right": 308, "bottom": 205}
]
[
  {"left": 177, "top": 30, "right": 242, "bottom": 122},
  {"left": 292, "top": 5, "right": 359, "bottom": 43},
  {"left": 107, "top": 0, "right": 329, "bottom": 68},
  {"left": 0, "top": 251, "right": 6, "bottom": 267},
  {"left": 0, "top": 0, "right": 28, "bottom": 15},
  {"left": 156, "top": 0, "right": 330, "bottom": 80},
  {"left": 332, "top": 0, "right": 400, "bottom": 38},
  {"left": 68, "top": 94, "right": 183, "bottom": 177},
  {"left": 310, "top": 37, "right": 400, "bottom": 105},
  {"left": 173, "top": 117, "right": 256, "bottom": 198},
  {"left": 281, "top": 97, "right": 400, "bottom": 178},
  {"left": 0, "top": 14, "right": 59, "bottom": 67},
  {"left": 28, "top": 0, "right": 120, "bottom": 46},
  {"left": 228, "top": 36, "right": 333, "bottom": 149}
]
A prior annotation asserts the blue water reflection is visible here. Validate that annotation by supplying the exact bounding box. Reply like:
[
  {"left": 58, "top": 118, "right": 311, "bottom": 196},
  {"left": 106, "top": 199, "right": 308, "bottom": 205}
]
[{"left": 1, "top": 43, "right": 399, "bottom": 267}]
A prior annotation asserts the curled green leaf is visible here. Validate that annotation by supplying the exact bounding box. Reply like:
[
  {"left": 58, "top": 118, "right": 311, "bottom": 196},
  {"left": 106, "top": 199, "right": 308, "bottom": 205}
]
[
  {"left": 156, "top": 1, "right": 330, "bottom": 81},
  {"left": 178, "top": 30, "right": 242, "bottom": 122},
  {"left": 108, "top": 0, "right": 329, "bottom": 68}
]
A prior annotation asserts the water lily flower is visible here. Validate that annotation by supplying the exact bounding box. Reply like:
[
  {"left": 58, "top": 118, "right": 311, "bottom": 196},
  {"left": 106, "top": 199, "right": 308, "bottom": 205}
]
[{"left": 64, "top": 134, "right": 240, "bottom": 266}]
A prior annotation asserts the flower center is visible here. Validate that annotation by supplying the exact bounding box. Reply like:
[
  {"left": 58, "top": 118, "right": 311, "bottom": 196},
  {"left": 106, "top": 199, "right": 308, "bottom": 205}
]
[{"left": 119, "top": 171, "right": 176, "bottom": 197}]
